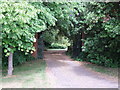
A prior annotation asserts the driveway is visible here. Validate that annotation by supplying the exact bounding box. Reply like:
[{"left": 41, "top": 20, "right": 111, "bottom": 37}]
[{"left": 44, "top": 50, "right": 118, "bottom": 88}]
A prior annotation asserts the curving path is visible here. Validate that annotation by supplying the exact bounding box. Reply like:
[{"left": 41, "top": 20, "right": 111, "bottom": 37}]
[{"left": 44, "top": 50, "right": 118, "bottom": 88}]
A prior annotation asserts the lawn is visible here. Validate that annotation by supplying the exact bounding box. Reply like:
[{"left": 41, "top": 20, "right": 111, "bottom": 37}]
[{"left": 2, "top": 59, "right": 49, "bottom": 88}]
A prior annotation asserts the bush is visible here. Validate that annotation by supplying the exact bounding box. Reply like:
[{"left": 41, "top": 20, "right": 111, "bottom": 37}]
[
  {"left": 82, "top": 35, "right": 119, "bottom": 67},
  {"left": 2, "top": 49, "right": 35, "bottom": 67}
]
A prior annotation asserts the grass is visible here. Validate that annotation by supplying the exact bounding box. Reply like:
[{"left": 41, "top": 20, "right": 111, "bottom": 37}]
[
  {"left": 84, "top": 63, "right": 118, "bottom": 78},
  {"left": 2, "top": 59, "right": 49, "bottom": 88}
]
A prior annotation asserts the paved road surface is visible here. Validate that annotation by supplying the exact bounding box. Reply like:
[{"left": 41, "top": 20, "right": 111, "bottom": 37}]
[{"left": 44, "top": 50, "right": 118, "bottom": 88}]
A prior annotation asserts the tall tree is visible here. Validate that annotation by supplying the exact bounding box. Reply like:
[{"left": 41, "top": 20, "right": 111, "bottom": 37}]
[{"left": 1, "top": 1, "right": 56, "bottom": 75}]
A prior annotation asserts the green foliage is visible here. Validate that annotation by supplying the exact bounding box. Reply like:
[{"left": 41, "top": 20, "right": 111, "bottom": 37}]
[
  {"left": 1, "top": 2, "right": 57, "bottom": 70},
  {"left": 1, "top": 1, "right": 56, "bottom": 57},
  {"left": 1, "top": 2, "right": 37, "bottom": 56},
  {"left": 43, "top": 29, "right": 59, "bottom": 45},
  {"left": 49, "top": 43, "right": 66, "bottom": 49},
  {"left": 64, "top": 2, "right": 120, "bottom": 67},
  {"left": 81, "top": 2, "right": 120, "bottom": 67},
  {"left": 2, "top": 49, "right": 35, "bottom": 67},
  {"left": 43, "top": 29, "right": 70, "bottom": 49}
]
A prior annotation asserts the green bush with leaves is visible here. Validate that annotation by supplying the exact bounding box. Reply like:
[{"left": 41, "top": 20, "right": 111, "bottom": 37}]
[
  {"left": 2, "top": 50, "right": 35, "bottom": 67},
  {"left": 81, "top": 2, "right": 120, "bottom": 67}
]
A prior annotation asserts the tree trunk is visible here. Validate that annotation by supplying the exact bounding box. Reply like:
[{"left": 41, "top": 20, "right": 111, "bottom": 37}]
[
  {"left": 8, "top": 52, "right": 13, "bottom": 76},
  {"left": 37, "top": 32, "right": 44, "bottom": 59},
  {"left": 72, "top": 33, "right": 82, "bottom": 58},
  {"left": 67, "top": 46, "right": 72, "bottom": 53},
  {"left": 0, "top": 46, "right": 2, "bottom": 66}
]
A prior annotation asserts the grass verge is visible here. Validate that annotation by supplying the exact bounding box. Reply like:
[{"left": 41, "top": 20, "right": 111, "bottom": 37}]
[
  {"left": 2, "top": 59, "right": 48, "bottom": 88},
  {"left": 84, "top": 63, "right": 118, "bottom": 80}
]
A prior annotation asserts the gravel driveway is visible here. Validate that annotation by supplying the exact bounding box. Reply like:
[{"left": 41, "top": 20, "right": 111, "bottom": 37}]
[{"left": 44, "top": 50, "right": 118, "bottom": 88}]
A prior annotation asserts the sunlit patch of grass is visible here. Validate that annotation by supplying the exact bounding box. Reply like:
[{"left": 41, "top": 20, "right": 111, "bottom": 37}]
[{"left": 2, "top": 59, "right": 48, "bottom": 88}]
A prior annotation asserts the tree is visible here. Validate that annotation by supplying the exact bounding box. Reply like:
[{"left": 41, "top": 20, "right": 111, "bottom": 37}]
[
  {"left": 1, "top": 1, "right": 37, "bottom": 75},
  {"left": 1, "top": 1, "right": 56, "bottom": 75},
  {"left": 79, "top": 2, "right": 120, "bottom": 67}
]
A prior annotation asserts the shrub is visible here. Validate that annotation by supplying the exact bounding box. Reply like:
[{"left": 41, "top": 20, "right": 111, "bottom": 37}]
[{"left": 2, "top": 49, "right": 35, "bottom": 67}]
